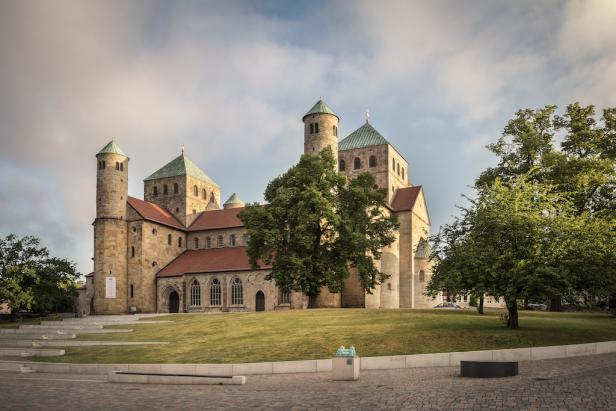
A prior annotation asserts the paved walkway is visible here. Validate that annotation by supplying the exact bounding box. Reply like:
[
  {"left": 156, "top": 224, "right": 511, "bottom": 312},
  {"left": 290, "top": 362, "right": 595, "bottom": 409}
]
[{"left": 2, "top": 353, "right": 616, "bottom": 410}]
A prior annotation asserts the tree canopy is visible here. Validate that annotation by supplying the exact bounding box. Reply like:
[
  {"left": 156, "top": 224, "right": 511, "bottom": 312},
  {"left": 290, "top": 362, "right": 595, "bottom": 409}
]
[
  {"left": 0, "top": 234, "right": 79, "bottom": 318},
  {"left": 429, "top": 103, "right": 616, "bottom": 328},
  {"left": 238, "top": 147, "right": 398, "bottom": 300}
]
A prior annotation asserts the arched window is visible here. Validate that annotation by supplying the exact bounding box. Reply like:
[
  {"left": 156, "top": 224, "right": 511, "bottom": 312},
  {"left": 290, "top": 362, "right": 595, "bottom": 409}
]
[
  {"left": 392, "top": 159, "right": 396, "bottom": 172},
  {"left": 231, "top": 278, "right": 243, "bottom": 305},
  {"left": 211, "top": 278, "right": 221, "bottom": 305},
  {"left": 167, "top": 234, "right": 172, "bottom": 245},
  {"left": 309, "top": 123, "right": 314, "bottom": 134},
  {"left": 120, "top": 163, "right": 124, "bottom": 172},
  {"left": 402, "top": 167, "right": 405, "bottom": 179},
  {"left": 202, "top": 188, "right": 206, "bottom": 200},
  {"left": 163, "top": 185, "right": 168, "bottom": 195},
  {"left": 315, "top": 123, "right": 319, "bottom": 133},
  {"left": 205, "top": 237, "right": 211, "bottom": 249},
  {"left": 194, "top": 237, "right": 199, "bottom": 249},
  {"left": 152, "top": 228, "right": 157, "bottom": 235},
  {"left": 419, "top": 270, "right": 425, "bottom": 283},
  {"left": 210, "top": 192, "right": 215, "bottom": 204},
  {"left": 153, "top": 186, "right": 158, "bottom": 197},
  {"left": 173, "top": 183, "right": 179, "bottom": 194},
  {"left": 279, "top": 289, "right": 290, "bottom": 304},
  {"left": 190, "top": 279, "right": 201, "bottom": 306},
  {"left": 339, "top": 159, "right": 346, "bottom": 172},
  {"left": 131, "top": 246, "right": 135, "bottom": 258},
  {"left": 333, "top": 125, "right": 338, "bottom": 136},
  {"left": 193, "top": 185, "right": 198, "bottom": 196},
  {"left": 178, "top": 237, "right": 182, "bottom": 248},
  {"left": 369, "top": 155, "right": 377, "bottom": 167},
  {"left": 152, "top": 261, "right": 157, "bottom": 267},
  {"left": 353, "top": 157, "right": 361, "bottom": 170},
  {"left": 230, "top": 234, "right": 236, "bottom": 246},
  {"left": 217, "top": 235, "right": 224, "bottom": 247},
  {"left": 397, "top": 163, "right": 400, "bottom": 176},
  {"left": 115, "top": 162, "right": 120, "bottom": 170}
]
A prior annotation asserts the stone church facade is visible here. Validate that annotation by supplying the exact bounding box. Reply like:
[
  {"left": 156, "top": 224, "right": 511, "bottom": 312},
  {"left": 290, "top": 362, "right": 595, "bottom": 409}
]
[{"left": 85, "top": 100, "right": 438, "bottom": 315}]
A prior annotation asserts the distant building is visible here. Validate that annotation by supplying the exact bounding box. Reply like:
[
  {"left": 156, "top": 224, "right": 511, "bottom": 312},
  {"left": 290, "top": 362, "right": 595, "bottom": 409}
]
[{"left": 84, "top": 100, "right": 440, "bottom": 314}]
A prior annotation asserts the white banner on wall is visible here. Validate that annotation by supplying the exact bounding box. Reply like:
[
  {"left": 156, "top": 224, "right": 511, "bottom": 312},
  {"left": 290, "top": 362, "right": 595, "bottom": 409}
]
[{"left": 105, "top": 276, "right": 116, "bottom": 299}]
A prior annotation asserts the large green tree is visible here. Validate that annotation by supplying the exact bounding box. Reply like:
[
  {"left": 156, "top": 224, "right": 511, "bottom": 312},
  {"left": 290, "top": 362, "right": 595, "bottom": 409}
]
[
  {"left": 475, "top": 103, "right": 616, "bottom": 309},
  {"left": 428, "top": 175, "right": 614, "bottom": 328},
  {"left": 0, "top": 234, "right": 79, "bottom": 319},
  {"left": 239, "top": 147, "right": 398, "bottom": 302}
]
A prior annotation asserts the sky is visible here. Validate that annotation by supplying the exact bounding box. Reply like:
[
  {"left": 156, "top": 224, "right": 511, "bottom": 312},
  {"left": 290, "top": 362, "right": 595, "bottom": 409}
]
[{"left": 1, "top": 0, "right": 615, "bottom": 275}]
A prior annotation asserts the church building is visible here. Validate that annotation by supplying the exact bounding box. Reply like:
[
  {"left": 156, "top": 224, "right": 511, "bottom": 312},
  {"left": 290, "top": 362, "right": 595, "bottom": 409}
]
[{"left": 84, "top": 100, "right": 437, "bottom": 315}]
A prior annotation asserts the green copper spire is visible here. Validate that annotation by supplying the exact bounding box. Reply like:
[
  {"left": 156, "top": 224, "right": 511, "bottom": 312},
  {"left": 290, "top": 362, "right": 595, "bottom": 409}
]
[
  {"left": 224, "top": 193, "right": 244, "bottom": 206},
  {"left": 144, "top": 152, "right": 219, "bottom": 187},
  {"left": 303, "top": 99, "right": 339, "bottom": 120},
  {"left": 415, "top": 238, "right": 432, "bottom": 259},
  {"left": 338, "top": 121, "right": 389, "bottom": 151},
  {"left": 97, "top": 140, "right": 126, "bottom": 157}
]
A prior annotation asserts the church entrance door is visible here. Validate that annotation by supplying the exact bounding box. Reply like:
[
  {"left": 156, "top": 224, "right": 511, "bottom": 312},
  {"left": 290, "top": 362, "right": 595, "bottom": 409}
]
[
  {"left": 169, "top": 291, "right": 180, "bottom": 313},
  {"left": 255, "top": 291, "right": 265, "bottom": 311}
]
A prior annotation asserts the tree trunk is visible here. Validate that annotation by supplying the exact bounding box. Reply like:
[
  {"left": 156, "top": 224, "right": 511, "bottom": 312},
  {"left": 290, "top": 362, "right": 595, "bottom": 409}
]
[
  {"left": 477, "top": 296, "right": 484, "bottom": 315},
  {"left": 506, "top": 299, "right": 519, "bottom": 329},
  {"left": 609, "top": 294, "right": 616, "bottom": 316},
  {"left": 549, "top": 296, "right": 562, "bottom": 312}
]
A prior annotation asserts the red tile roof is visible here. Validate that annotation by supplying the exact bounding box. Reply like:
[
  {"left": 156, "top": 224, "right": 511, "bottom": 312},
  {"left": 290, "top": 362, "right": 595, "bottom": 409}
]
[
  {"left": 391, "top": 186, "right": 422, "bottom": 212},
  {"left": 188, "top": 207, "right": 244, "bottom": 231},
  {"left": 157, "top": 246, "right": 269, "bottom": 278},
  {"left": 127, "top": 196, "right": 184, "bottom": 229}
]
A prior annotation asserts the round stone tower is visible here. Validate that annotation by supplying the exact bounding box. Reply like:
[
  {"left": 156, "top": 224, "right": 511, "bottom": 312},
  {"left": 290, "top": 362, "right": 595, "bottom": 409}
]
[
  {"left": 303, "top": 99, "right": 339, "bottom": 161},
  {"left": 93, "top": 140, "right": 129, "bottom": 314}
]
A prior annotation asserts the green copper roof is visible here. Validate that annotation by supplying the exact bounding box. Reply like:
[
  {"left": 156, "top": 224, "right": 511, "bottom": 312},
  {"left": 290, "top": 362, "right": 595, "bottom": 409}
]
[
  {"left": 303, "top": 99, "right": 339, "bottom": 120},
  {"left": 97, "top": 140, "right": 126, "bottom": 157},
  {"left": 415, "top": 238, "right": 432, "bottom": 259},
  {"left": 144, "top": 153, "right": 219, "bottom": 186},
  {"left": 338, "top": 121, "right": 390, "bottom": 151},
  {"left": 224, "top": 193, "right": 244, "bottom": 206}
]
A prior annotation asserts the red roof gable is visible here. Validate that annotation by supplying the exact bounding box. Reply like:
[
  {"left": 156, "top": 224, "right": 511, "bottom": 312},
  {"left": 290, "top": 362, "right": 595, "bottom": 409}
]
[
  {"left": 127, "top": 197, "right": 184, "bottom": 230},
  {"left": 391, "top": 186, "right": 422, "bottom": 212},
  {"left": 157, "top": 246, "right": 269, "bottom": 278},
  {"left": 188, "top": 207, "right": 244, "bottom": 231}
]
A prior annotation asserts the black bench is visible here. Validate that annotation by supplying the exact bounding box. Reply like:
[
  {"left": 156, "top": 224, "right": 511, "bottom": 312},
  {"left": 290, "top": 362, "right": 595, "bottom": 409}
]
[{"left": 460, "top": 361, "right": 518, "bottom": 378}]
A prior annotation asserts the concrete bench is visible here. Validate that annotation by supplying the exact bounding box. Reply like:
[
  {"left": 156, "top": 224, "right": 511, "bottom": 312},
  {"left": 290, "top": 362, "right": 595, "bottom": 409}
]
[{"left": 460, "top": 361, "right": 518, "bottom": 378}]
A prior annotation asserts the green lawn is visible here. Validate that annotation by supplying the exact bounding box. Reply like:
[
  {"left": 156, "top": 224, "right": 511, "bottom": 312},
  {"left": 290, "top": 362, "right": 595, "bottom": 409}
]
[{"left": 33, "top": 308, "right": 616, "bottom": 364}]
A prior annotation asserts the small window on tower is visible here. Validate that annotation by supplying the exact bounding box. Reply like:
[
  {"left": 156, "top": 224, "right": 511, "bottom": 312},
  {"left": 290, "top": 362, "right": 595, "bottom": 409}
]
[
  {"left": 102, "top": 161, "right": 106, "bottom": 169},
  {"left": 167, "top": 234, "right": 172, "bottom": 245},
  {"left": 202, "top": 188, "right": 206, "bottom": 200},
  {"left": 210, "top": 192, "right": 215, "bottom": 204},
  {"left": 153, "top": 186, "right": 158, "bottom": 197},
  {"left": 309, "top": 123, "right": 314, "bottom": 134},
  {"left": 152, "top": 229, "right": 157, "bottom": 235},
  {"left": 163, "top": 185, "right": 168, "bottom": 195},
  {"left": 397, "top": 163, "right": 400, "bottom": 176},
  {"left": 174, "top": 183, "right": 179, "bottom": 194},
  {"left": 402, "top": 167, "right": 405, "bottom": 179},
  {"left": 354, "top": 157, "right": 361, "bottom": 170},
  {"left": 130, "top": 284, "right": 134, "bottom": 298},
  {"left": 392, "top": 159, "right": 396, "bottom": 172},
  {"left": 315, "top": 123, "right": 319, "bottom": 133},
  {"left": 115, "top": 162, "right": 120, "bottom": 170},
  {"left": 178, "top": 237, "right": 182, "bottom": 248},
  {"left": 120, "top": 163, "right": 124, "bottom": 172},
  {"left": 131, "top": 246, "right": 135, "bottom": 258},
  {"left": 369, "top": 155, "right": 377, "bottom": 167},
  {"left": 193, "top": 185, "right": 198, "bottom": 196}
]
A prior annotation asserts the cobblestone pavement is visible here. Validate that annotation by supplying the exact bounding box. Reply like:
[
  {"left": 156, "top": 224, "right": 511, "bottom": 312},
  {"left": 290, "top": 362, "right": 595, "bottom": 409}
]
[{"left": 2, "top": 353, "right": 616, "bottom": 410}]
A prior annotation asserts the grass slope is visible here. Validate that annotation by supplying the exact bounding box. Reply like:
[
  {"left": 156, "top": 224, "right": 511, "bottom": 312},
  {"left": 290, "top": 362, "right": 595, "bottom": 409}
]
[{"left": 35, "top": 309, "right": 616, "bottom": 364}]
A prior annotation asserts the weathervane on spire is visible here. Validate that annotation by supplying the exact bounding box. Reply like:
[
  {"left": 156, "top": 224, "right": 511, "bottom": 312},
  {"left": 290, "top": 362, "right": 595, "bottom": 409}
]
[
  {"left": 181, "top": 144, "right": 185, "bottom": 154},
  {"left": 366, "top": 109, "right": 370, "bottom": 123}
]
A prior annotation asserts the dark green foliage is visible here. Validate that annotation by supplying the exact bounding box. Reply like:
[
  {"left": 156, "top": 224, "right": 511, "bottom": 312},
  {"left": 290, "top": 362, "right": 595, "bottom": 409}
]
[
  {"left": 239, "top": 147, "right": 398, "bottom": 298},
  {"left": 0, "top": 234, "right": 79, "bottom": 318}
]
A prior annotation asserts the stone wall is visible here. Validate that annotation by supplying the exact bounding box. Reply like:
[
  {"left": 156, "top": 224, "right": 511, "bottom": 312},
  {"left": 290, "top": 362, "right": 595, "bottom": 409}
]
[
  {"left": 126, "top": 218, "right": 185, "bottom": 313},
  {"left": 304, "top": 112, "right": 339, "bottom": 160},
  {"left": 93, "top": 218, "right": 128, "bottom": 314},
  {"left": 186, "top": 227, "right": 246, "bottom": 250},
  {"left": 387, "top": 146, "right": 409, "bottom": 204},
  {"left": 342, "top": 268, "right": 365, "bottom": 308},
  {"left": 96, "top": 153, "right": 128, "bottom": 219},
  {"left": 338, "top": 143, "right": 389, "bottom": 193},
  {"left": 157, "top": 270, "right": 306, "bottom": 313},
  {"left": 144, "top": 175, "right": 220, "bottom": 226},
  {"left": 397, "top": 211, "right": 414, "bottom": 308}
]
